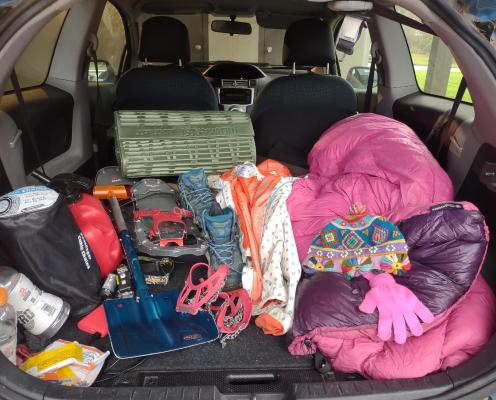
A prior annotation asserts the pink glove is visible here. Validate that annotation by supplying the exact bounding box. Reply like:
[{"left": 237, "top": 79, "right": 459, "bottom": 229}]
[{"left": 359, "top": 273, "right": 434, "bottom": 344}]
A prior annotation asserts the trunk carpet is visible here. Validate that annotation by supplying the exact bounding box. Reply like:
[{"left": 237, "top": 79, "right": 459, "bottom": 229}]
[{"left": 31, "top": 255, "right": 313, "bottom": 383}]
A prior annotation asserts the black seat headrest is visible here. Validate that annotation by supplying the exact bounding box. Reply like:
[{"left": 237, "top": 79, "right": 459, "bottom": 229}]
[
  {"left": 116, "top": 66, "right": 219, "bottom": 111},
  {"left": 283, "top": 18, "right": 335, "bottom": 68},
  {"left": 139, "top": 16, "right": 190, "bottom": 64}
]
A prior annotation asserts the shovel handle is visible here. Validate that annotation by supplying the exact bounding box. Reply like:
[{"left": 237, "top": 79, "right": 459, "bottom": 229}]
[
  {"left": 109, "top": 196, "right": 149, "bottom": 300},
  {"left": 109, "top": 196, "right": 127, "bottom": 232}
]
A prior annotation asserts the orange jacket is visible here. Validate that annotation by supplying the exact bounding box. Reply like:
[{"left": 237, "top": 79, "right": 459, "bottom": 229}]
[{"left": 221, "top": 160, "right": 291, "bottom": 304}]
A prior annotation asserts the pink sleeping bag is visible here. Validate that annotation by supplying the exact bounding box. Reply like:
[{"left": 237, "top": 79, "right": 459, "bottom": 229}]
[
  {"left": 287, "top": 113, "right": 454, "bottom": 261},
  {"left": 286, "top": 113, "right": 495, "bottom": 379}
]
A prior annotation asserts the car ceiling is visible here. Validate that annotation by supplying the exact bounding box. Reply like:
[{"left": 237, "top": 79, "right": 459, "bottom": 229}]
[{"left": 128, "top": 0, "right": 336, "bottom": 27}]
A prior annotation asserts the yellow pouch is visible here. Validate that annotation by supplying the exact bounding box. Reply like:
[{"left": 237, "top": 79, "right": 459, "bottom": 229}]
[{"left": 20, "top": 342, "right": 83, "bottom": 374}]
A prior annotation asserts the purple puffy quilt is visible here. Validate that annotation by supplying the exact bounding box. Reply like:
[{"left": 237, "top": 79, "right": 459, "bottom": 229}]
[
  {"left": 288, "top": 202, "right": 495, "bottom": 379},
  {"left": 286, "top": 114, "right": 496, "bottom": 379}
]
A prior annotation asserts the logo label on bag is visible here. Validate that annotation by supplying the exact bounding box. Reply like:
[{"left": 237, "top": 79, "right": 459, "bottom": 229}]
[
  {"left": 430, "top": 202, "right": 463, "bottom": 212},
  {"left": 78, "top": 233, "right": 93, "bottom": 270},
  {"left": 0, "top": 186, "right": 58, "bottom": 218}
]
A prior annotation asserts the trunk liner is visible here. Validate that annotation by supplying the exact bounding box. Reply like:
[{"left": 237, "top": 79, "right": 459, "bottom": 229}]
[
  {"left": 108, "top": 369, "right": 330, "bottom": 393},
  {"left": 39, "top": 255, "right": 316, "bottom": 387}
]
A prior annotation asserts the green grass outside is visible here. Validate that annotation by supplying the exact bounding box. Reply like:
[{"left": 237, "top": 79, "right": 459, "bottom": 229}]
[
  {"left": 411, "top": 53, "right": 459, "bottom": 68},
  {"left": 414, "top": 69, "right": 472, "bottom": 103},
  {"left": 411, "top": 52, "right": 472, "bottom": 103}
]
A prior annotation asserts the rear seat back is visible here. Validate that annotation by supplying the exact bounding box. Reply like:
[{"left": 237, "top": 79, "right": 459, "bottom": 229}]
[
  {"left": 115, "top": 16, "right": 218, "bottom": 111},
  {"left": 251, "top": 18, "right": 357, "bottom": 168}
]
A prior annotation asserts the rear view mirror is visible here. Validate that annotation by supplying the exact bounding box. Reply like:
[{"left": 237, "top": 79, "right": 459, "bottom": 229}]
[{"left": 211, "top": 20, "right": 252, "bottom": 35}]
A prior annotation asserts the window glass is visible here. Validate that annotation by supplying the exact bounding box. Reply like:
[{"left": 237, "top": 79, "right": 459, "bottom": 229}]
[
  {"left": 208, "top": 15, "right": 260, "bottom": 62},
  {"left": 336, "top": 25, "right": 376, "bottom": 90},
  {"left": 397, "top": 6, "right": 472, "bottom": 103},
  {"left": 259, "top": 27, "right": 285, "bottom": 65},
  {"left": 93, "top": 2, "right": 126, "bottom": 81},
  {"left": 4, "top": 11, "right": 67, "bottom": 91}
]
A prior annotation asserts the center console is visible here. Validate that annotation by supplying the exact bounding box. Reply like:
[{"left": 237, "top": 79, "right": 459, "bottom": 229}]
[
  {"left": 203, "top": 62, "right": 266, "bottom": 112},
  {"left": 217, "top": 80, "right": 255, "bottom": 112}
]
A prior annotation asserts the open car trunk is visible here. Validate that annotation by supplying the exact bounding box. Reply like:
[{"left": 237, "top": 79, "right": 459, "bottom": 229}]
[
  {"left": 1, "top": 1, "right": 496, "bottom": 399},
  {"left": 2, "top": 108, "right": 496, "bottom": 400},
  {"left": 2, "top": 150, "right": 496, "bottom": 400}
]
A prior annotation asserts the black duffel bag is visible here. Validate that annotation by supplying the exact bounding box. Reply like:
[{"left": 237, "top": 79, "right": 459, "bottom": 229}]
[{"left": 0, "top": 186, "right": 101, "bottom": 317}]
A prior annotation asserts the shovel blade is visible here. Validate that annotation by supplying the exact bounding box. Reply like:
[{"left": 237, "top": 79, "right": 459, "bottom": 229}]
[{"left": 104, "top": 290, "right": 219, "bottom": 359}]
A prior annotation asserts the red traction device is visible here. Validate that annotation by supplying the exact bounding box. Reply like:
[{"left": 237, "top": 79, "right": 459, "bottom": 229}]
[
  {"left": 134, "top": 207, "right": 193, "bottom": 247},
  {"left": 69, "top": 193, "right": 123, "bottom": 278}
]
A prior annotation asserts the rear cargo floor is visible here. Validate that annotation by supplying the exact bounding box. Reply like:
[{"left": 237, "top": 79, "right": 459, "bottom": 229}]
[{"left": 39, "top": 256, "right": 321, "bottom": 390}]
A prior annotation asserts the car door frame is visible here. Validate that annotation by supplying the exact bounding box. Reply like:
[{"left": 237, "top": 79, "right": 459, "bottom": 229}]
[{"left": 0, "top": 0, "right": 106, "bottom": 189}]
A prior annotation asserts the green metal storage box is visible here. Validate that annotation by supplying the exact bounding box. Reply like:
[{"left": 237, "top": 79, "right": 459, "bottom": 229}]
[{"left": 114, "top": 111, "right": 256, "bottom": 177}]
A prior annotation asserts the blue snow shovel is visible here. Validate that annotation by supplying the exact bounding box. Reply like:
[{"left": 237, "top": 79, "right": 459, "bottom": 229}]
[{"left": 100, "top": 189, "right": 219, "bottom": 359}]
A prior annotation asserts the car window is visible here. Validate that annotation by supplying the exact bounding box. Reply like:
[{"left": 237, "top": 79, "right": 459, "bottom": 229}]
[
  {"left": 91, "top": 2, "right": 127, "bottom": 82},
  {"left": 336, "top": 24, "right": 376, "bottom": 90},
  {"left": 162, "top": 14, "right": 284, "bottom": 64},
  {"left": 208, "top": 15, "right": 260, "bottom": 62},
  {"left": 3, "top": 11, "right": 67, "bottom": 91},
  {"left": 397, "top": 6, "right": 472, "bottom": 103}
]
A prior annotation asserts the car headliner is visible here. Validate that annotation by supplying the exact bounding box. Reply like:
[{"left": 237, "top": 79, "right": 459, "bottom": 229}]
[{"left": 126, "top": 0, "right": 337, "bottom": 28}]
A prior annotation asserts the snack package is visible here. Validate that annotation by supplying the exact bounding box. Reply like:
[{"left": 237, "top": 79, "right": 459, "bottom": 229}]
[{"left": 19, "top": 339, "right": 109, "bottom": 387}]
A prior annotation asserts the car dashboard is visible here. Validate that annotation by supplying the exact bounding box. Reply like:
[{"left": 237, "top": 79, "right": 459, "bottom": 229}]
[{"left": 203, "top": 62, "right": 267, "bottom": 112}]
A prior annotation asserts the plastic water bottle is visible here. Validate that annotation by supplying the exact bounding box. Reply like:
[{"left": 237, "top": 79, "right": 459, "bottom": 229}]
[
  {"left": 0, "top": 287, "right": 17, "bottom": 364},
  {"left": 0, "top": 267, "right": 70, "bottom": 340}
]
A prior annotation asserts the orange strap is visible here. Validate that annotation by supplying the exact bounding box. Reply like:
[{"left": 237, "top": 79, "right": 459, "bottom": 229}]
[{"left": 255, "top": 313, "right": 285, "bottom": 336}]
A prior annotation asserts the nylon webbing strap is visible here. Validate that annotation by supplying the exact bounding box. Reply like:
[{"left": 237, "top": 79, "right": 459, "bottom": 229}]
[
  {"left": 435, "top": 77, "right": 467, "bottom": 158},
  {"left": 10, "top": 69, "right": 47, "bottom": 176},
  {"left": 424, "top": 77, "right": 467, "bottom": 150},
  {"left": 364, "top": 56, "right": 377, "bottom": 113},
  {"left": 373, "top": 5, "right": 435, "bottom": 35},
  {"left": 89, "top": 47, "right": 106, "bottom": 168}
]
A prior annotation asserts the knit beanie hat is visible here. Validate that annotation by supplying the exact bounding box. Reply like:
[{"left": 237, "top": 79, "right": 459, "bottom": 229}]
[{"left": 303, "top": 204, "right": 411, "bottom": 280}]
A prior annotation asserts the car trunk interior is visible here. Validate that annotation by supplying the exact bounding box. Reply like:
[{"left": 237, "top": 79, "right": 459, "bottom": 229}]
[
  {"left": 35, "top": 146, "right": 496, "bottom": 395},
  {"left": 6, "top": 156, "right": 495, "bottom": 397},
  {"left": 52, "top": 258, "right": 324, "bottom": 392},
  {"left": 60, "top": 141, "right": 496, "bottom": 393},
  {"left": 1, "top": 0, "right": 496, "bottom": 399}
]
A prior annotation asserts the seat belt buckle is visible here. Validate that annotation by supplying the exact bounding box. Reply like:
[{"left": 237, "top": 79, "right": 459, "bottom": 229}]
[{"left": 448, "top": 133, "right": 463, "bottom": 158}]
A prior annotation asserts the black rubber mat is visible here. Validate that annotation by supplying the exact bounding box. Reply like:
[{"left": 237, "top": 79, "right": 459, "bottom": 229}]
[
  {"left": 106, "top": 368, "right": 329, "bottom": 393},
  {"left": 39, "top": 254, "right": 313, "bottom": 387}
]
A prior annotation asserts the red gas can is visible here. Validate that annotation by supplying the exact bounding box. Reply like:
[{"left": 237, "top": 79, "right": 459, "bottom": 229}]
[{"left": 68, "top": 193, "right": 122, "bottom": 278}]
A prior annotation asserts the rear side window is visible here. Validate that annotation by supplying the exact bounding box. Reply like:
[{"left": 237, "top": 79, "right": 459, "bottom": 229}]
[
  {"left": 4, "top": 11, "right": 67, "bottom": 91},
  {"left": 92, "top": 2, "right": 127, "bottom": 82},
  {"left": 397, "top": 6, "right": 472, "bottom": 103}
]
